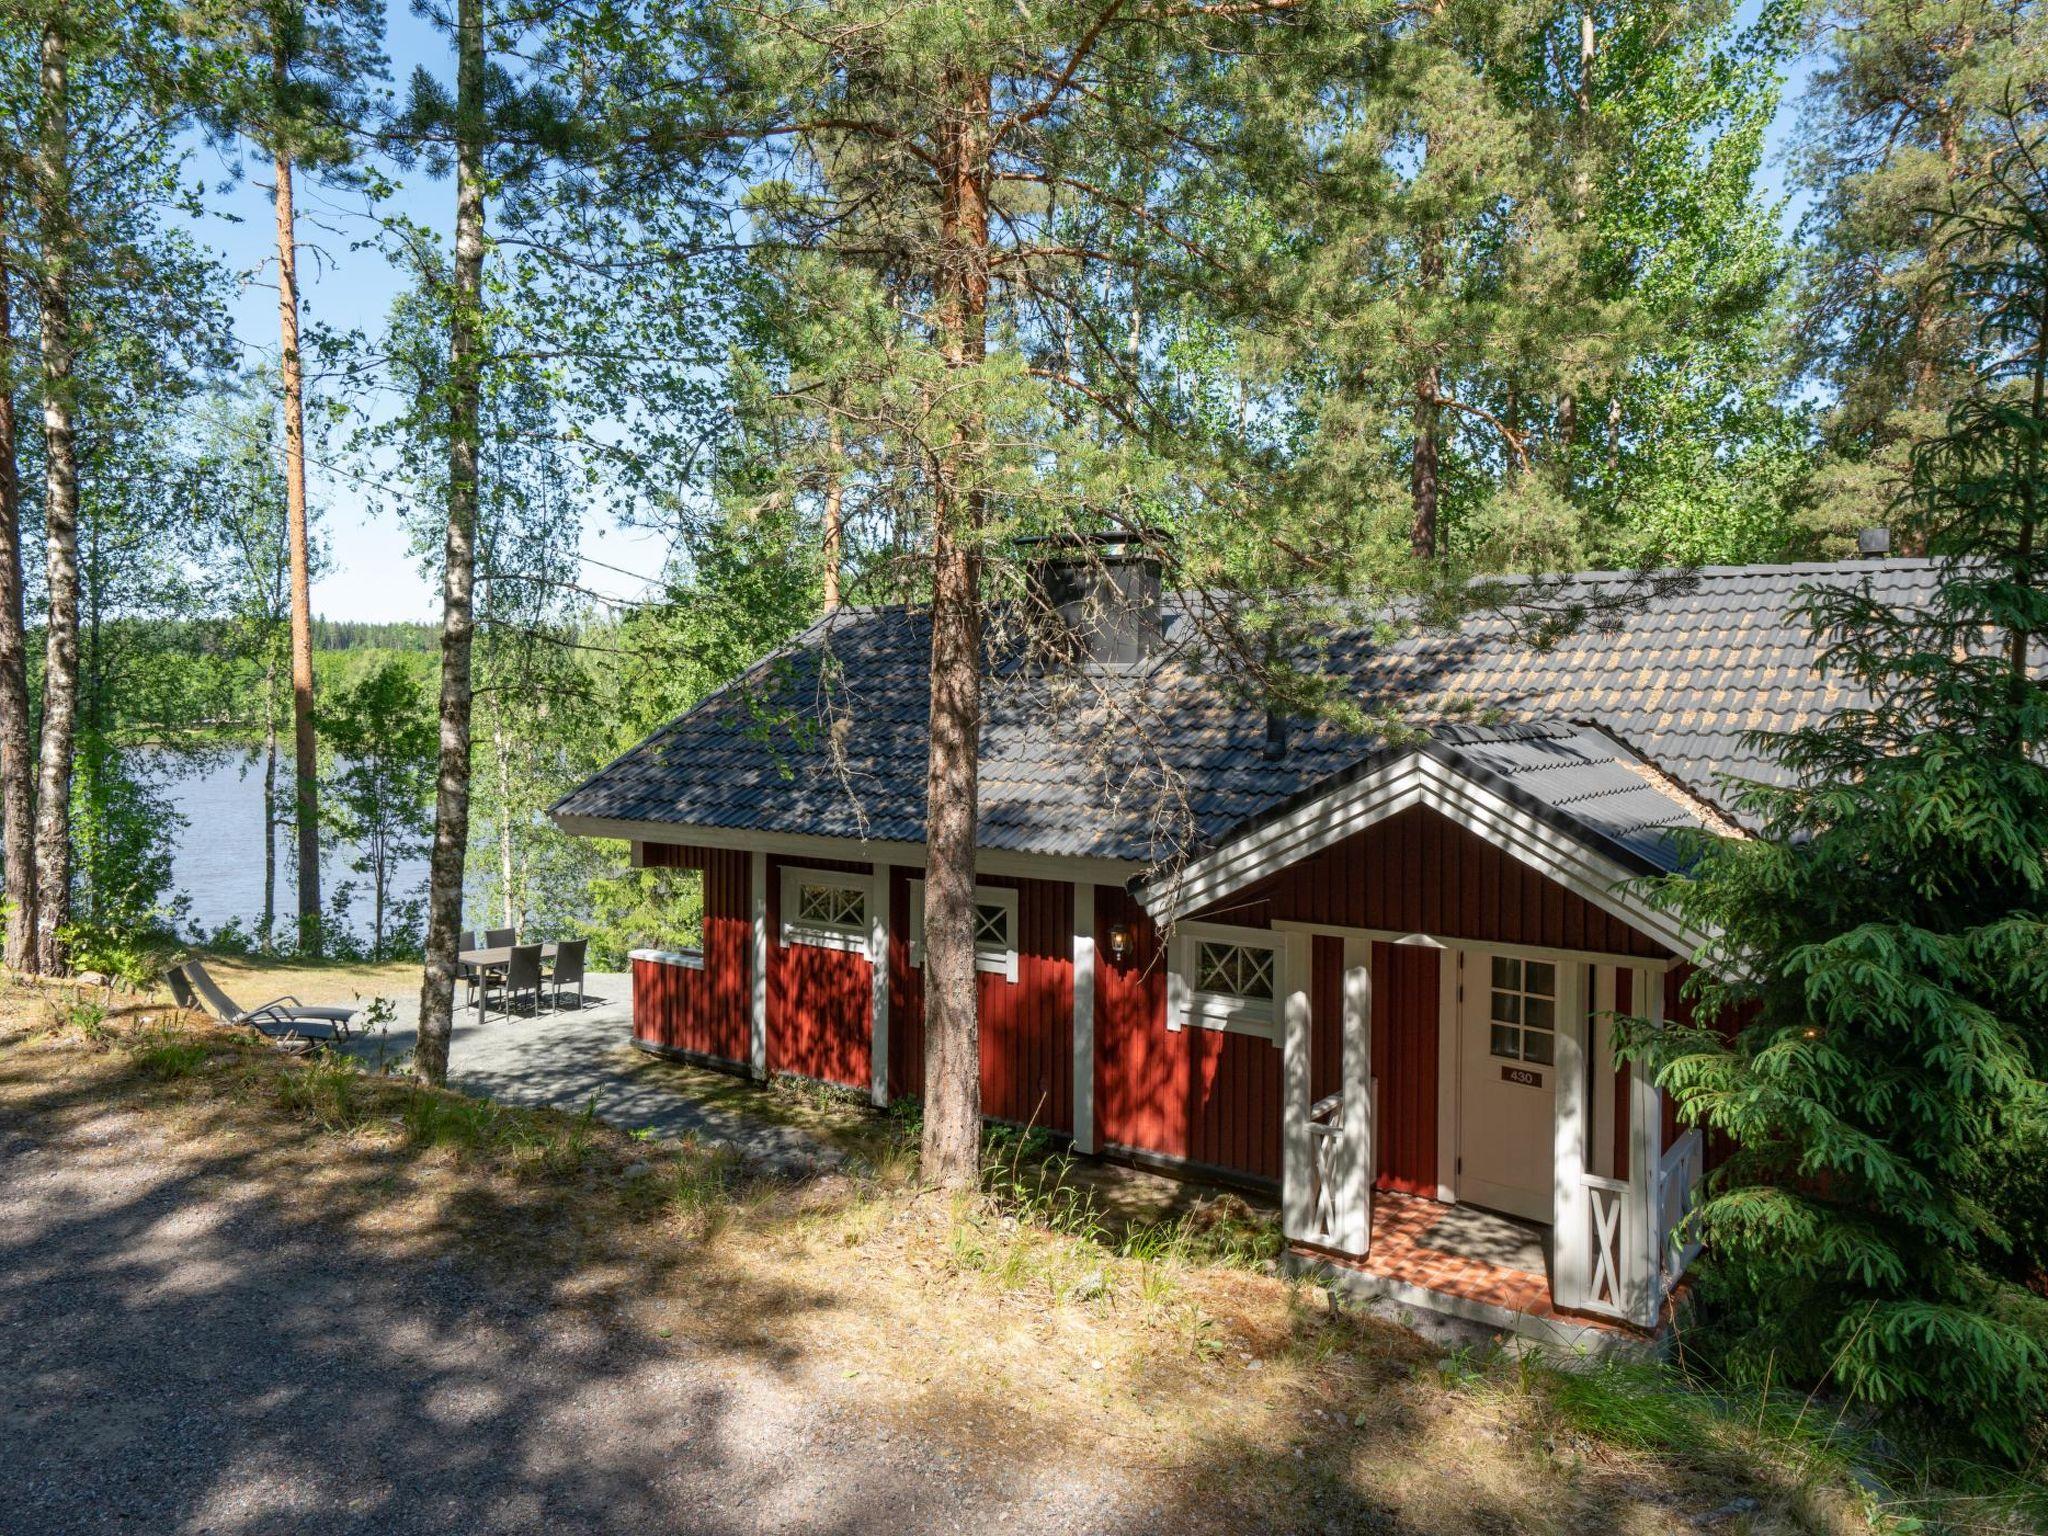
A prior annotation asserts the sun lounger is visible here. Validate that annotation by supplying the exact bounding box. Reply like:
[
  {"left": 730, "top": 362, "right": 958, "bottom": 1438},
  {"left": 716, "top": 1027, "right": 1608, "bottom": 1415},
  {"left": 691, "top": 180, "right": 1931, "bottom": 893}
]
[{"left": 169, "top": 960, "right": 359, "bottom": 1043}]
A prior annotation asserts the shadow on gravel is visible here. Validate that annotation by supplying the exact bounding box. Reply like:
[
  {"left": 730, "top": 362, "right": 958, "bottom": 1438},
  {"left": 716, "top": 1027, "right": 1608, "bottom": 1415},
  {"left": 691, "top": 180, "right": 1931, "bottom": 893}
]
[{"left": 0, "top": 1048, "right": 945, "bottom": 1535}]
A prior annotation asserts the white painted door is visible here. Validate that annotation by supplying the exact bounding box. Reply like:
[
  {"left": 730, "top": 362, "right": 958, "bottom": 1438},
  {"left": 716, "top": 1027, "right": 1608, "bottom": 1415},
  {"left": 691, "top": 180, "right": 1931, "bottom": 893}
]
[{"left": 1457, "top": 950, "right": 1560, "bottom": 1222}]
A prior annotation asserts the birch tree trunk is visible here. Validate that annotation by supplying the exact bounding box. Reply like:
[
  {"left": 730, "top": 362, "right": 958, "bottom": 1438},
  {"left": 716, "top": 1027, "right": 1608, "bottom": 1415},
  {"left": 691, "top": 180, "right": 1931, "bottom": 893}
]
[
  {"left": 275, "top": 96, "right": 323, "bottom": 954},
  {"left": 920, "top": 65, "right": 992, "bottom": 1191},
  {"left": 31, "top": 18, "right": 80, "bottom": 976},
  {"left": 0, "top": 177, "right": 36, "bottom": 973},
  {"left": 261, "top": 655, "right": 279, "bottom": 944},
  {"left": 414, "top": 0, "right": 486, "bottom": 1086},
  {"left": 494, "top": 707, "right": 513, "bottom": 930}
]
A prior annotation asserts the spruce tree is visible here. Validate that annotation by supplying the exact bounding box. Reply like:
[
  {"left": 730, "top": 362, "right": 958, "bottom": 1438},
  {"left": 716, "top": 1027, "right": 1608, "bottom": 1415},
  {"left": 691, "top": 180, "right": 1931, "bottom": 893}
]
[{"left": 1629, "top": 110, "right": 2048, "bottom": 1459}]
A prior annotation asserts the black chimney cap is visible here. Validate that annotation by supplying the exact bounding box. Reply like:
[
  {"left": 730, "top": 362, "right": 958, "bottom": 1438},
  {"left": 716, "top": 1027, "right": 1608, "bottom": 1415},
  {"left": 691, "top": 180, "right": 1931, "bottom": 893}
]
[{"left": 1858, "top": 527, "right": 1891, "bottom": 557}]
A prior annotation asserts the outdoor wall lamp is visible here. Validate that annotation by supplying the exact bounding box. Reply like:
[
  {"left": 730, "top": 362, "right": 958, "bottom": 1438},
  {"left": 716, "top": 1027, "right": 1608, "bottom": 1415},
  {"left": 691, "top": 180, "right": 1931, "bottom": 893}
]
[{"left": 1106, "top": 922, "right": 1133, "bottom": 965}]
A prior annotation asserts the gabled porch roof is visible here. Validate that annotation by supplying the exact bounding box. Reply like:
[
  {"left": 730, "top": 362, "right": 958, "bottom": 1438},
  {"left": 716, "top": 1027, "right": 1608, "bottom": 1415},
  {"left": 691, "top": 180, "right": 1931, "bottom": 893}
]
[{"left": 1140, "top": 721, "right": 1720, "bottom": 958}]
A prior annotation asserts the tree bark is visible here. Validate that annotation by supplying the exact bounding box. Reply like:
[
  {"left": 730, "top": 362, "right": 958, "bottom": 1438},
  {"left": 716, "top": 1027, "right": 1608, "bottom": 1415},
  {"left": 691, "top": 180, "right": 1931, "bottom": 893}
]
[
  {"left": 920, "top": 63, "right": 993, "bottom": 1191},
  {"left": 414, "top": 0, "right": 486, "bottom": 1086},
  {"left": 275, "top": 114, "right": 323, "bottom": 954},
  {"left": 822, "top": 413, "right": 844, "bottom": 612},
  {"left": 261, "top": 655, "right": 279, "bottom": 945},
  {"left": 494, "top": 706, "right": 513, "bottom": 930},
  {"left": 31, "top": 19, "right": 79, "bottom": 976},
  {"left": 0, "top": 176, "right": 36, "bottom": 973},
  {"left": 1410, "top": 219, "right": 1443, "bottom": 560},
  {"left": 1554, "top": 6, "right": 1595, "bottom": 477},
  {"left": 1410, "top": 362, "right": 1440, "bottom": 560}
]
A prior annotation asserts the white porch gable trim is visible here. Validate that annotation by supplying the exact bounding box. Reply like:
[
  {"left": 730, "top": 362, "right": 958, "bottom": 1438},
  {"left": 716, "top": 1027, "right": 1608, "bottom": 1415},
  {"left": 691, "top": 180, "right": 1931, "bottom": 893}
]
[{"left": 1142, "top": 749, "right": 1698, "bottom": 957}]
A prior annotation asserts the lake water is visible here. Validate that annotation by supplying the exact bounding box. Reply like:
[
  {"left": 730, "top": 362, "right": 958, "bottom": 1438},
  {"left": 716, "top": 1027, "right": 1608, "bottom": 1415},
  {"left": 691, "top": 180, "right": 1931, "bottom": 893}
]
[{"left": 146, "top": 748, "right": 433, "bottom": 944}]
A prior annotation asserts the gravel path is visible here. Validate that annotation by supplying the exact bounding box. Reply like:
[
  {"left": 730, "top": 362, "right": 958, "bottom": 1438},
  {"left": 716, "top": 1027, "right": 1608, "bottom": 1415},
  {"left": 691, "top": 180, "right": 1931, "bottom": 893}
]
[
  {"left": 339, "top": 973, "right": 841, "bottom": 1176},
  {"left": 0, "top": 1101, "right": 1134, "bottom": 1535}
]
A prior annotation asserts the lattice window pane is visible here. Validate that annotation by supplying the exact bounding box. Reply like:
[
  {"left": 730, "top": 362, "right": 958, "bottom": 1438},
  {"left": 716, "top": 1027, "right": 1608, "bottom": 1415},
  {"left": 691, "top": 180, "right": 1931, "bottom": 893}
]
[
  {"left": 1492, "top": 955, "right": 1520, "bottom": 990},
  {"left": 1525, "top": 960, "right": 1556, "bottom": 998},
  {"left": 1195, "top": 941, "right": 1274, "bottom": 1002},
  {"left": 798, "top": 882, "right": 863, "bottom": 928},
  {"left": 1490, "top": 990, "right": 1521, "bottom": 1025},
  {"left": 1524, "top": 995, "right": 1555, "bottom": 1030},
  {"left": 973, "top": 902, "right": 1009, "bottom": 948},
  {"left": 1490, "top": 1023, "right": 1522, "bottom": 1059},
  {"left": 1522, "top": 1028, "right": 1554, "bottom": 1065}
]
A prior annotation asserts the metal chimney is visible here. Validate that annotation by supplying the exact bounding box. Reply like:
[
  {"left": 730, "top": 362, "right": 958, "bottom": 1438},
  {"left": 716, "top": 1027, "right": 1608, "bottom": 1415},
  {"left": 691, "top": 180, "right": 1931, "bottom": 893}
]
[
  {"left": 1022, "top": 531, "right": 1164, "bottom": 667},
  {"left": 1858, "top": 527, "right": 1891, "bottom": 558}
]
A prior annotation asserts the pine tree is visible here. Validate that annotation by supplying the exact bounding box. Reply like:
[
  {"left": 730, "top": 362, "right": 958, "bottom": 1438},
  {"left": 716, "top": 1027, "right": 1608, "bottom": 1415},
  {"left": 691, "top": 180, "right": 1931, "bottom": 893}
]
[
  {"left": 191, "top": 0, "right": 389, "bottom": 957},
  {"left": 1628, "top": 109, "right": 2048, "bottom": 1459},
  {"left": 1794, "top": 0, "right": 2046, "bottom": 548}
]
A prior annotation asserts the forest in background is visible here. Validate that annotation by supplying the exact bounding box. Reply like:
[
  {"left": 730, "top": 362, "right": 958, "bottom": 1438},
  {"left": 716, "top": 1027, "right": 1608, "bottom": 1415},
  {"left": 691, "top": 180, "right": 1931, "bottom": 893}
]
[{"left": 5, "top": 0, "right": 2029, "bottom": 972}]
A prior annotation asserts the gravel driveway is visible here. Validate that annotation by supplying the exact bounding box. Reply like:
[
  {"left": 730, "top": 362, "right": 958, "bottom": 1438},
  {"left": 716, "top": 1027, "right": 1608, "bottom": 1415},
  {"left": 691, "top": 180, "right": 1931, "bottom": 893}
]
[{"left": 0, "top": 1101, "right": 1133, "bottom": 1535}]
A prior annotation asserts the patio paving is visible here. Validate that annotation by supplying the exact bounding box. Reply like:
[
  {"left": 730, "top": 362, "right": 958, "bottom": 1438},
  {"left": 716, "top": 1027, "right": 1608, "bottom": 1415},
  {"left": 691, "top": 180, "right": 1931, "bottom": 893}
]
[{"left": 339, "top": 972, "right": 842, "bottom": 1175}]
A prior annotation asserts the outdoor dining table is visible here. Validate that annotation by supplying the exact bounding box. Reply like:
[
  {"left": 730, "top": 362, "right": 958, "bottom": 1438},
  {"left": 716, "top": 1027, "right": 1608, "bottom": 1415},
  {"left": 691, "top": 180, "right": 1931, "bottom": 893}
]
[{"left": 459, "top": 942, "right": 558, "bottom": 1022}]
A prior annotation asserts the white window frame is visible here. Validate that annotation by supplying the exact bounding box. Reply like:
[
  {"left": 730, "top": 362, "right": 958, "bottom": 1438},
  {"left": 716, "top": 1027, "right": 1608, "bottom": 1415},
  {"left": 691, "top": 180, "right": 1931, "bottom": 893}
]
[
  {"left": 907, "top": 879, "right": 1019, "bottom": 984},
  {"left": 1167, "top": 920, "right": 1287, "bottom": 1040},
  {"left": 779, "top": 867, "right": 871, "bottom": 954}
]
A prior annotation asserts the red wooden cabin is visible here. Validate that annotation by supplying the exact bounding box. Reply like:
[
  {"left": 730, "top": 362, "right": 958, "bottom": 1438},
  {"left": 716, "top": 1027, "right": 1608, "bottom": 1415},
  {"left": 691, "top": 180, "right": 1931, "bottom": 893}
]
[{"left": 558, "top": 550, "right": 1936, "bottom": 1345}]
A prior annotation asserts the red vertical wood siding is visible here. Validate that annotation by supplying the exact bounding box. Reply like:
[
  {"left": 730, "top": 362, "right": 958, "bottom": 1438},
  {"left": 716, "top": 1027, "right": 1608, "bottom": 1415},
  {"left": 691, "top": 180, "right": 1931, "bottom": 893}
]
[
  {"left": 629, "top": 844, "right": 750, "bottom": 1064},
  {"left": 885, "top": 871, "right": 1074, "bottom": 1133},
  {"left": 767, "top": 855, "right": 873, "bottom": 1089},
  {"left": 1370, "top": 941, "right": 1440, "bottom": 1195},
  {"left": 1093, "top": 885, "right": 1283, "bottom": 1183},
  {"left": 1213, "top": 805, "right": 1665, "bottom": 958},
  {"left": 887, "top": 868, "right": 922, "bottom": 1100}
]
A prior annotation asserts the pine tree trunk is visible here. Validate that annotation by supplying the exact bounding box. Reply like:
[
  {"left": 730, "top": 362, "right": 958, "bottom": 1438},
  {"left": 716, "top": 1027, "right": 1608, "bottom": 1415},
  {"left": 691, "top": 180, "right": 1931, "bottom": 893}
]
[
  {"left": 414, "top": 0, "right": 486, "bottom": 1086},
  {"left": 31, "top": 19, "right": 79, "bottom": 976},
  {"left": 822, "top": 414, "right": 844, "bottom": 612},
  {"left": 1410, "top": 220, "right": 1443, "bottom": 560},
  {"left": 275, "top": 113, "right": 322, "bottom": 955},
  {"left": 0, "top": 176, "right": 36, "bottom": 973},
  {"left": 1410, "top": 362, "right": 1440, "bottom": 560},
  {"left": 920, "top": 64, "right": 992, "bottom": 1192}
]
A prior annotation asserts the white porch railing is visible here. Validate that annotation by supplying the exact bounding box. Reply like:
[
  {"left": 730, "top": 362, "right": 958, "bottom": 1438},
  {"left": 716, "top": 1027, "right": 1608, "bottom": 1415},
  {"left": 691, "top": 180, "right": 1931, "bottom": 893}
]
[
  {"left": 1578, "top": 1173, "right": 1631, "bottom": 1317},
  {"left": 1657, "top": 1128, "right": 1705, "bottom": 1290},
  {"left": 1306, "top": 1092, "right": 1343, "bottom": 1246}
]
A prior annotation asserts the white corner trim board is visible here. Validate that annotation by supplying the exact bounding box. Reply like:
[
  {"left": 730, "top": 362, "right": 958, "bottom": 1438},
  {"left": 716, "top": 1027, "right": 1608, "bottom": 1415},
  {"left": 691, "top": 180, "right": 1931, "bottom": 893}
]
[{"left": 1143, "top": 751, "right": 1700, "bottom": 957}]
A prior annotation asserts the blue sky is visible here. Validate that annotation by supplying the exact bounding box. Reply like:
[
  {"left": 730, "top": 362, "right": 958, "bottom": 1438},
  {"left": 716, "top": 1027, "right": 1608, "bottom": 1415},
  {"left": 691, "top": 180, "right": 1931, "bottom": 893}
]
[
  {"left": 187, "top": 2, "right": 674, "bottom": 623},
  {"left": 181, "top": 0, "right": 1818, "bottom": 624}
]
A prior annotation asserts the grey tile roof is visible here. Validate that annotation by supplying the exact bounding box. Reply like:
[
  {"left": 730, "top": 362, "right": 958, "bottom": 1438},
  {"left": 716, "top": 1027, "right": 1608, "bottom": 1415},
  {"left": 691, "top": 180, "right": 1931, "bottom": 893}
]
[{"left": 553, "top": 559, "right": 1945, "bottom": 869}]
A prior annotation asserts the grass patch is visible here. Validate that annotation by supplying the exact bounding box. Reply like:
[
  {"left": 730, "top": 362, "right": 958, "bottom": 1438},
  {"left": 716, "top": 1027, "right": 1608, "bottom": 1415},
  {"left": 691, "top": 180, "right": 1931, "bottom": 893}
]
[{"left": 124, "top": 1026, "right": 212, "bottom": 1081}]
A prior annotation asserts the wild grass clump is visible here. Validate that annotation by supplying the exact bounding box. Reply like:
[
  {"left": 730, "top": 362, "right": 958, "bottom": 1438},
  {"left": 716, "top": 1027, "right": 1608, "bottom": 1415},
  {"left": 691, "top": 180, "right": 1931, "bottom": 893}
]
[
  {"left": 1118, "top": 1197, "right": 1283, "bottom": 1270},
  {"left": 273, "top": 1049, "right": 369, "bottom": 1130},
  {"left": 622, "top": 1139, "right": 744, "bottom": 1229},
  {"left": 124, "top": 1026, "right": 211, "bottom": 1081}
]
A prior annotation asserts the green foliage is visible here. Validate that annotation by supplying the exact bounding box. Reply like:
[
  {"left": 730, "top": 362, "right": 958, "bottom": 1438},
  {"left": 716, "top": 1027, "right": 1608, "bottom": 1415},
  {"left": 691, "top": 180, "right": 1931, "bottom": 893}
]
[
  {"left": 320, "top": 661, "right": 436, "bottom": 959},
  {"left": 62, "top": 738, "right": 185, "bottom": 983},
  {"left": 1625, "top": 126, "right": 2048, "bottom": 1460},
  {"left": 1792, "top": 0, "right": 2047, "bottom": 549}
]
